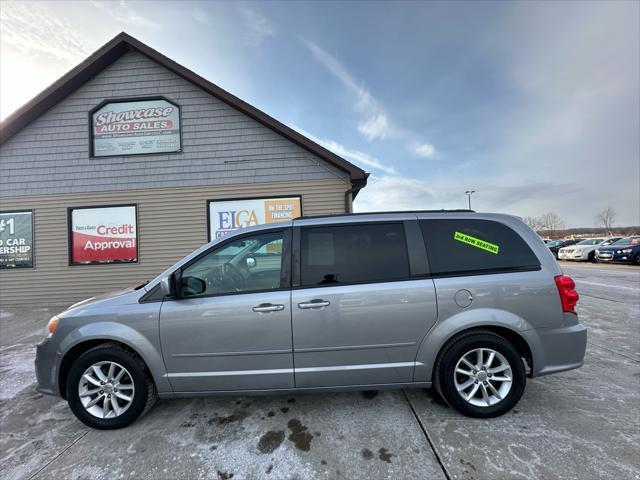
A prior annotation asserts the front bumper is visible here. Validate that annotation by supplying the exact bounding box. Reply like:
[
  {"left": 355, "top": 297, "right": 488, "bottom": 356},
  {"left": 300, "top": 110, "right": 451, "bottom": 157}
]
[
  {"left": 35, "top": 338, "right": 62, "bottom": 396},
  {"left": 559, "top": 250, "right": 588, "bottom": 261},
  {"left": 524, "top": 320, "right": 587, "bottom": 377},
  {"left": 596, "top": 252, "right": 633, "bottom": 263}
]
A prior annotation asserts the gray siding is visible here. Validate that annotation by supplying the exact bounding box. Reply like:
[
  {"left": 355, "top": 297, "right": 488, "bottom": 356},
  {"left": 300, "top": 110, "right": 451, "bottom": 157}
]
[
  {"left": 0, "top": 50, "right": 357, "bottom": 305},
  {"left": 0, "top": 179, "right": 349, "bottom": 306},
  {"left": 0, "top": 51, "right": 348, "bottom": 197}
]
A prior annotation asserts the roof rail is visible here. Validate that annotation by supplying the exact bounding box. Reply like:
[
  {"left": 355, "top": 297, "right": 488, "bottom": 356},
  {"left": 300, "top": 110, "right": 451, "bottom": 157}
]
[{"left": 295, "top": 209, "right": 475, "bottom": 221}]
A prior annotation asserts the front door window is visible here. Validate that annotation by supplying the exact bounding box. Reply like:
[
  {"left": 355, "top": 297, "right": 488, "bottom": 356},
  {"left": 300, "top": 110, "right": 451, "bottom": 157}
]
[{"left": 180, "top": 231, "right": 284, "bottom": 297}]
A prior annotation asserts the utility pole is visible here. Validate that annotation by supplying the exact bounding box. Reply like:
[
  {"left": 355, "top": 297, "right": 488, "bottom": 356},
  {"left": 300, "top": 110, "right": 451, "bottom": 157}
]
[{"left": 465, "top": 190, "right": 475, "bottom": 210}]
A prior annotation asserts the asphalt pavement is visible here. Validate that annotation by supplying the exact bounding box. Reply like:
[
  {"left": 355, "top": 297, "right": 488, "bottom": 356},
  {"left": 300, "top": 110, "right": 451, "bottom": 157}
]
[{"left": 0, "top": 262, "right": 638, "bottom": 480}]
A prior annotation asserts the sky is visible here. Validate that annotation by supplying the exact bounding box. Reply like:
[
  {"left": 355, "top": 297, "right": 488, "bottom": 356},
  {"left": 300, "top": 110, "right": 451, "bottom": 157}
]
[{"left": 1, "top": 0, "right": 638, "bottom": 227}]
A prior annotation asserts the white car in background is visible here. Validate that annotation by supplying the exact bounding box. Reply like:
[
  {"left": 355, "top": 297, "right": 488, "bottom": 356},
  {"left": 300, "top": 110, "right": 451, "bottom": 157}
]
[{"left": 558, "top": 237, "right": 622, "bottom": 262}]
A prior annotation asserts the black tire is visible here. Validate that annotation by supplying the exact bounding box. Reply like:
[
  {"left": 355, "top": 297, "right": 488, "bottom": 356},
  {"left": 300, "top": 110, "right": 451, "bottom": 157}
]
[
  {"left": 634, "top": 253, "right": 640, "bottom": 266},
  {"left": 434, "top": 331, "right": 526, "bottom": 418},
  {"left": 588, "top": 251, "right": 596, "bottom": 263},
  {"left": 66, "top": 343, "right": 157, "bottom": 429}
]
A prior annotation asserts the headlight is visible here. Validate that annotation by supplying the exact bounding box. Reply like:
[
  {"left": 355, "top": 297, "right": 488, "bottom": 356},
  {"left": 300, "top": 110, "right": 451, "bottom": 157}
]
[{"left": 46, "top": 315, "right": 60, "bottom": 338}]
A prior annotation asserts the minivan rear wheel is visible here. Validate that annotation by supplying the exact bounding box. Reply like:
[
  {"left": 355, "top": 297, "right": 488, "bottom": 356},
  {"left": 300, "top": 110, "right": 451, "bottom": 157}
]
[
  {"left": 435, "top": 331, "right": 526, "bottom": 418},
  {"left": 66, "top": 343, "right": 157, "bottom": 429}
]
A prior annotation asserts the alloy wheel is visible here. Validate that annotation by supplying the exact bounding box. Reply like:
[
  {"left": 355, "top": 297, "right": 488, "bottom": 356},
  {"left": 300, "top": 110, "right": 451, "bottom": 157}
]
[
  {"left": 78, "top": 361, "right": 135, "bottom": 419},
  {"left": 453, "top": 348, "right": 513, "bottom": 407}
]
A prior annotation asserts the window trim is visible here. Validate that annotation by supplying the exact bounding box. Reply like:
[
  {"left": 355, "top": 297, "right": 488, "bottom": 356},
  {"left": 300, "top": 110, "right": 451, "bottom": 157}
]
[
  {"left": 293, "top": 221, "right": 415, "bottom": 289},
  {"left": 67, "top": 203, "right": 139, "bottom": 267},
  {"left": 169, "top": 226, "right": 292, "bottom": 301}
]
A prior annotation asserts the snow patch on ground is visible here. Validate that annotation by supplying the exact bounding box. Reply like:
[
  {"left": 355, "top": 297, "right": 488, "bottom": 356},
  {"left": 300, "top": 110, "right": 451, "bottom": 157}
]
[{"left": 0, "top": 344, "right": 36, "bottom": 400}]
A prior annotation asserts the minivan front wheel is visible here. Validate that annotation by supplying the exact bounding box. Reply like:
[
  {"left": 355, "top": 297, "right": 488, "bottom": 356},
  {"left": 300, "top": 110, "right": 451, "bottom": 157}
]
[
  {"left": 435, "top": 332, "right": 526, "bottom": 418},
  {"left": 66, "top": 344, "right": 157, "bottom": 429}
]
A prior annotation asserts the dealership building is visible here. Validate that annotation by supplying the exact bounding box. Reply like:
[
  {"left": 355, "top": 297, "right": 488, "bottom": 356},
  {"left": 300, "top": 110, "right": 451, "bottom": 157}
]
[{"left": 0, "top": 32, "right": 368, "bottom": 306}]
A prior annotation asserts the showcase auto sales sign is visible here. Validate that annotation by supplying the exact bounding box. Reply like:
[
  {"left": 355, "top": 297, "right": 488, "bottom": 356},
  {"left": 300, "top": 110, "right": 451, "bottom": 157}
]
[
  {"left": 71, "top": 206, "right": 137, "bottom": 264},
  {"left": 92, "top": 99, "right": 180, "bottom": 157}
]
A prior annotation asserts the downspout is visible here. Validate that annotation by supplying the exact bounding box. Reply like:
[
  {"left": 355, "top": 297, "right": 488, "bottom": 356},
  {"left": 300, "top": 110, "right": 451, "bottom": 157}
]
[{"left": 344, "top": 187, "right": 354, "bottom": 214}]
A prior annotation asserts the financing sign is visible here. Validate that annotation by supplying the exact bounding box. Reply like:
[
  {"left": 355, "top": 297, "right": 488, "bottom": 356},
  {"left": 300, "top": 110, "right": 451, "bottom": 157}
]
[
  {"left": 70, "top": 206, "right": 137, "bottom": 264},
  {"left": 0, "top": 211, "right": 33, "bottom": 268},
  {"left": 209, "top": 197, "right": 302, "bottom": 240},
  {"left": 91, "top": 98, "right": 180, "bottom": 157}
]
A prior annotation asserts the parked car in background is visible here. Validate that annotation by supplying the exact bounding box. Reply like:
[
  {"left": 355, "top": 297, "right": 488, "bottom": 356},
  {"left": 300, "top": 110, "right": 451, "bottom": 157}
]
[
  {"left": 547, "top": 239, "right": 580, "bottom": 259},
  {"left": 558, "top": 237, "right": 622, "bottom": 262},
  {"left": 595, "top": 236, "right": 640, "bottom": 264},
  {"left": 34, "top": 211, "right": 586, "bottom": 428}
]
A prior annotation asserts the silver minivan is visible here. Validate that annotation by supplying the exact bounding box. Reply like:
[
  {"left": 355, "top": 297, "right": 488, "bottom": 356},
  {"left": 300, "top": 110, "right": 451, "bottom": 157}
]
[{"left": 35, "top": 211, "right": 587, "bottom": 429}]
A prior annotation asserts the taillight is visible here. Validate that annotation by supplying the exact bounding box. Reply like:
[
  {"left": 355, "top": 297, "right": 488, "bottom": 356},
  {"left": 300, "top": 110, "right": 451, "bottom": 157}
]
[{"left": 554, "top": 275, "right": 579, "bottom": 314}]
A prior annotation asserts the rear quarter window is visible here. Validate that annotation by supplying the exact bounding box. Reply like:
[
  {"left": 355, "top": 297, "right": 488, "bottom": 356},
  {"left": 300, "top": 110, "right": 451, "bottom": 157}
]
[{"left": 419, "top": 219, "right": 540, "bottom": 275}]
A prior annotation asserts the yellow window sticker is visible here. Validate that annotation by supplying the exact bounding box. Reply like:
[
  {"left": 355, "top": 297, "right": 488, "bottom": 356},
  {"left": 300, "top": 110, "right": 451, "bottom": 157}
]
[{"left": 454, "top": 231, "right": 499, "bottom": 254}]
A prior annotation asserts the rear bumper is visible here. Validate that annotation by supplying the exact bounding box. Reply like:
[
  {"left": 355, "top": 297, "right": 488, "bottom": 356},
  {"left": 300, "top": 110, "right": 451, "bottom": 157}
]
[{"left": 524, "top": 320, "right": 587, "bottom": 377}]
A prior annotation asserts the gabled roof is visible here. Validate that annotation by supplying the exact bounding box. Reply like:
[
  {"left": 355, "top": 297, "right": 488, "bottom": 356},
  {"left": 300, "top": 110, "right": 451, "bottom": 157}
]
[{"left": 0, "top": 32, "right": 368, "bottom": 195}]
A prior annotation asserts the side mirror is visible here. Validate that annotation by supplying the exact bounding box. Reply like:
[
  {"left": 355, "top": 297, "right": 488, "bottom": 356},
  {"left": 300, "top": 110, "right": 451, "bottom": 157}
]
[
  {"left": 160, "top": 274, "right": 176, "bottom": 298},
  {"left": 246, "top": 256, "right": 257, "bottom": 269},
  {"left": 181, "top": 276, "right": 206, "bottom": 296}
]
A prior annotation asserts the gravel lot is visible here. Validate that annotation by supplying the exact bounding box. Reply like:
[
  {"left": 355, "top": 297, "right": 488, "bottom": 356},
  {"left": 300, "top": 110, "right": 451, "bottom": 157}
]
[{"left": 1, "top": 263, "right": 638, "bottom": 480}]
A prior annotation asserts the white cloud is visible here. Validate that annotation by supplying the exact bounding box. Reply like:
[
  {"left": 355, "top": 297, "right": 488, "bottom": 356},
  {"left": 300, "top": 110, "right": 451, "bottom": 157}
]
[
  {"left": 191, "top": 7, "right": 210, "bottom": 25},
  {"left": 239, "top": 6, "right": 277, "bottom": 45},
  {"left": 306, "top": 41, "right": 390, "bottom": 142},
  {"left": 358, "top": 114, "right": 389, "bottom": 141},
  {"left": 90, "top": 1, "right": 160, "bottom": 29},
  {"left": 305, "top": 40, "right": 437, "bottom": 159},
  {"left": 291, "top": 125, "right": 396, "bottom": 175},
  {"left": 0, "top": 2, "right": 91, "bottom": 65},
  {"left": 412, "top": 143, "right": 436, "bottom": 158}
]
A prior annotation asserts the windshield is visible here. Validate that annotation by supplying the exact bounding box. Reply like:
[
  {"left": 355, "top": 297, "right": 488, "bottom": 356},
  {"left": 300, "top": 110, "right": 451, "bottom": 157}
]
[
  {"left": 548, "top": 240, "right": 563, "bottom": 247},
  {"left": 577, "top": 239, "right": 604, "bottom": 245},
  {"left": 612, "top": 236, "right": 640, "bottom": 246}
]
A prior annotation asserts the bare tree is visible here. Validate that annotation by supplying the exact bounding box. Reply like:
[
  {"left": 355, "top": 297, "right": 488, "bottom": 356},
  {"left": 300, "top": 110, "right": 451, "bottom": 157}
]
[
  {"left": 540, "top": 212, "right": 566, "bottom": 234},
  {"left": 523, "top": 216, "right": 542, "bottom": 231},
  {"left": 596, "top": 207, "right": 616, "bottom": 234}
]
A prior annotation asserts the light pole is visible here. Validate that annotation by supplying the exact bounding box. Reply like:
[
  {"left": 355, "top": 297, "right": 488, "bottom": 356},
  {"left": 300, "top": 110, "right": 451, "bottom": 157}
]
[{"left": 465, "top": 190, "right": 475, "bottom": 210}]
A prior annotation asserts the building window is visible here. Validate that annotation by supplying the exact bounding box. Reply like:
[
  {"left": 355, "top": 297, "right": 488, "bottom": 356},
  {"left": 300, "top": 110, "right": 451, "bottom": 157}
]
[
  {"left": 69, "top": 205, "right": 138, "bottom": 265},
  {"left": 0, "top": 210, "right": 34, "bottom": 269}
]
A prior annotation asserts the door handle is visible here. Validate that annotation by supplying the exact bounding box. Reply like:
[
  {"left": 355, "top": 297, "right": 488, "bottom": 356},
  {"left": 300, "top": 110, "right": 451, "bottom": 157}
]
[
  {"left": 298, "top": 299, "right": 330, "bottom": 309},
  {"left": 252, "top": 303, "right": 285, "bottom": 313}
]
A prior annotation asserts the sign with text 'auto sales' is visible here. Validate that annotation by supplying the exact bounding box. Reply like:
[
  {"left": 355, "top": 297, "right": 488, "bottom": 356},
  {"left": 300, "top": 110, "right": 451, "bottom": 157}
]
[
  {"left": 208, "top": 197, "right": 302, "bottom": 241},
  {"left": 70, "top": 206, "right": 137, "bottom": 264},
  {"left": 91, "top": 99, "right": 180, "bottom": 157}
]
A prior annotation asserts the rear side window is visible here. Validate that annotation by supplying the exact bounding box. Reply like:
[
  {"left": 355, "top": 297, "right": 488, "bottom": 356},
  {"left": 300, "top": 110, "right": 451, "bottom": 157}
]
[
  {"left": 420, "top": 219, "right": 540, "bottom": 275},
  {"left": 300, "top": 223, "right": 410, "bottom": 286}
]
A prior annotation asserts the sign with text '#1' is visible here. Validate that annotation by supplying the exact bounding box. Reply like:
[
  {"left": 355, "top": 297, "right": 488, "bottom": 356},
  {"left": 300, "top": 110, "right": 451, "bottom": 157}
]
[
  {"left": 91, "top": 98, "right": 181, "bottom": 157},
  {"left": 208, "top": 197, "right": 302, "bottom": 241},
  {"left": 0, "top": 211, "right": 33, "bottom": 269}
]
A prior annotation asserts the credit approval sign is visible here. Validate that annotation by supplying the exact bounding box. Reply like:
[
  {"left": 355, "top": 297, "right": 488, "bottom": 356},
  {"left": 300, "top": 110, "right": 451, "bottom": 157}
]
[
  {"left": 91, "top": 98, "right": 180, "bottom": 157},
  {"left": 70, "top": 205, "right": 137, "bottom": 264},
  {"left": 208, "top": 196, "right": 301, "bottom": 240}
]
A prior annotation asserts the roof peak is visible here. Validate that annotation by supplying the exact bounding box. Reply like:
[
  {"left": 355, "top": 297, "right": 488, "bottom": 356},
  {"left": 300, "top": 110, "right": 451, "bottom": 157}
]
[{"left": 0, "top": 31, "right": 368, "bottom": 195}]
